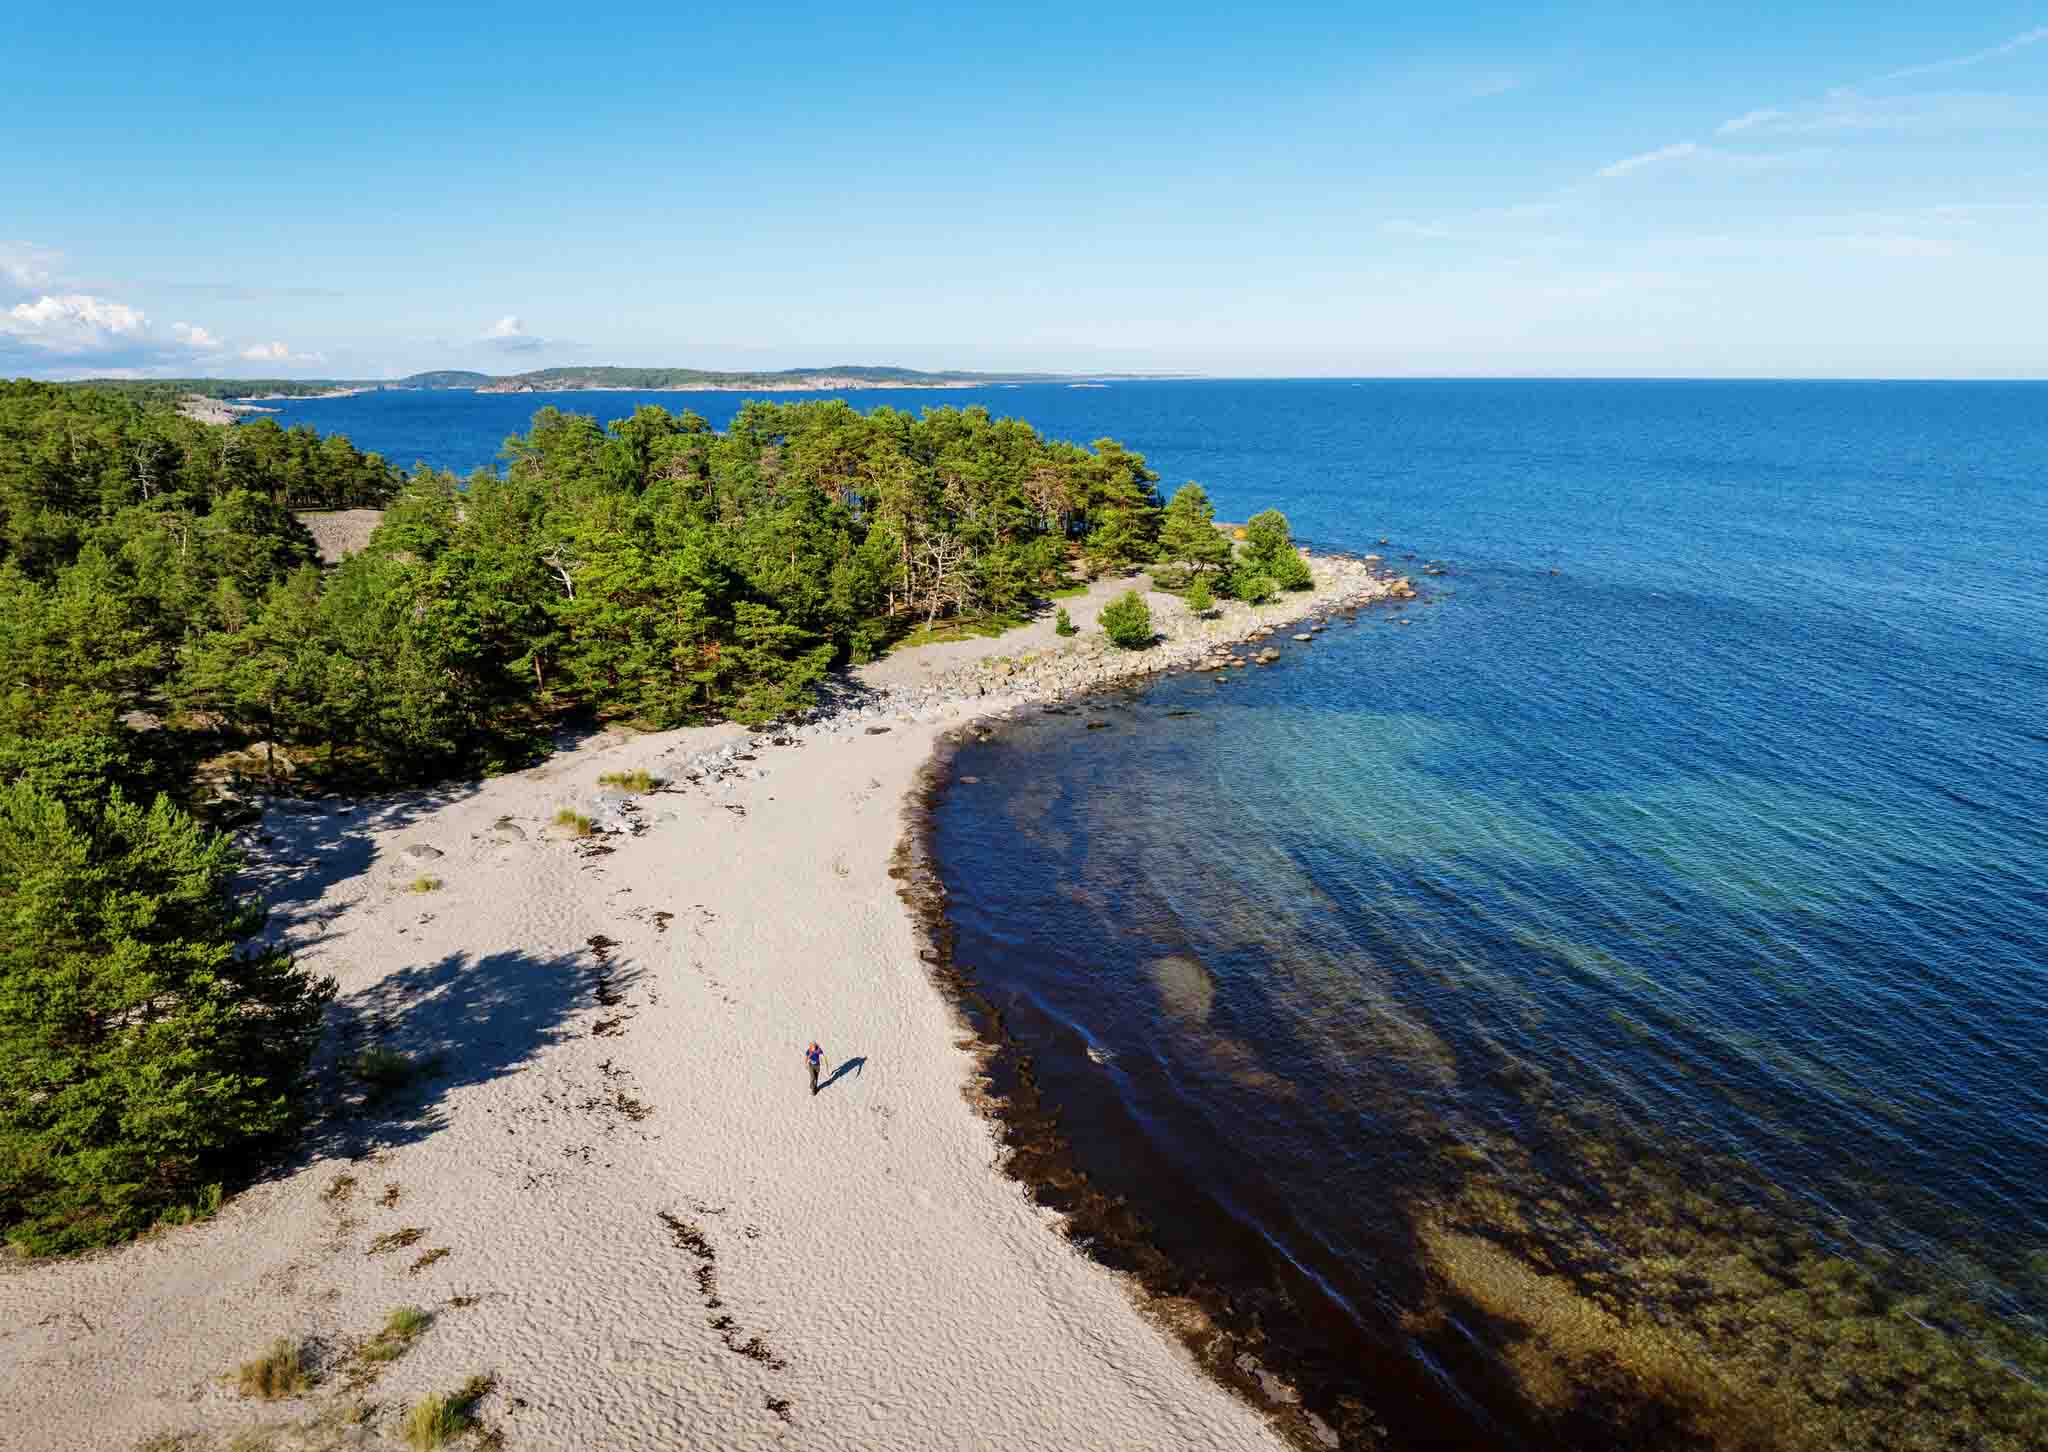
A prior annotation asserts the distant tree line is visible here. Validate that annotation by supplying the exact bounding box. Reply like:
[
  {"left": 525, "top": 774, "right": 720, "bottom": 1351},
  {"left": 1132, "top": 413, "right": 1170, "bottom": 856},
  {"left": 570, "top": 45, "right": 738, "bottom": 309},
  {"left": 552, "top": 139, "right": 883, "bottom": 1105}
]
[{"left": 64, "top": 378, "right": 363, "bottom": 403}]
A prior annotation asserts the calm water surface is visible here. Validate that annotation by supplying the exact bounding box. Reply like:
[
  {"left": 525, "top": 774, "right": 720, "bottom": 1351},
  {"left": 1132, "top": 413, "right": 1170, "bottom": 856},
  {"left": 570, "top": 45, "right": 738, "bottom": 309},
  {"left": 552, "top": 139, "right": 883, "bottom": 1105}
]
[{"left": 278, "top": 382, "right": 2048, "bottom": 1448}]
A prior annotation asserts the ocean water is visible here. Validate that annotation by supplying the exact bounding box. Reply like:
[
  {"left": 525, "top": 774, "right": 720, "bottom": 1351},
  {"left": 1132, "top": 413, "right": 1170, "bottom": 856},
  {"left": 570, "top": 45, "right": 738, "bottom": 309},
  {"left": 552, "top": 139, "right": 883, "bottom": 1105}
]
[{"left": 275, "top": 382, "right": 2048, "bottom": 1447}]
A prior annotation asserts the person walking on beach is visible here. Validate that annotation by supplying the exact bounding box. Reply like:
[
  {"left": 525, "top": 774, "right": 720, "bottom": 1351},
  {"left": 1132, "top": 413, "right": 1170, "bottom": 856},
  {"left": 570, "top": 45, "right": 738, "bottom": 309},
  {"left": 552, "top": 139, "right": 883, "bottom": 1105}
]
[{"left": 806, "top": 1041, "right": 824, "bottom": 1096}]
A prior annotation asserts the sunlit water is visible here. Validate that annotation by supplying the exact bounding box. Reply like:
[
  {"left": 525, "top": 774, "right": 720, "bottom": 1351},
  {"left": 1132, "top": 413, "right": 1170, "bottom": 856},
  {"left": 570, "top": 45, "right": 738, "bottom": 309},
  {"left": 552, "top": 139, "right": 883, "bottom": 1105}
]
[{"left": 280, "top": 381, "right": 2048, "bottom": 1447}]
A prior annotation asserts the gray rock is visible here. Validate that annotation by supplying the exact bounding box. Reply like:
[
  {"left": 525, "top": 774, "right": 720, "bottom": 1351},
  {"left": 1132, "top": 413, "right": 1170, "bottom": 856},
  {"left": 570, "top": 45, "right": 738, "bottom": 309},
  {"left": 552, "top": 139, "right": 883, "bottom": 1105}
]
[{"left": 401, "top": 843, "right": 445, "bottom": 866}]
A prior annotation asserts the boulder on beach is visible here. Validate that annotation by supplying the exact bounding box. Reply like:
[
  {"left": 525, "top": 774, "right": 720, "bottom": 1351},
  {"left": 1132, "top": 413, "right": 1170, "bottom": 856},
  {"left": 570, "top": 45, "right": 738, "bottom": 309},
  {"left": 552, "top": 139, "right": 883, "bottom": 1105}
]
[{"left": 401, "top": 843, "right": 445, "bottom": 866}]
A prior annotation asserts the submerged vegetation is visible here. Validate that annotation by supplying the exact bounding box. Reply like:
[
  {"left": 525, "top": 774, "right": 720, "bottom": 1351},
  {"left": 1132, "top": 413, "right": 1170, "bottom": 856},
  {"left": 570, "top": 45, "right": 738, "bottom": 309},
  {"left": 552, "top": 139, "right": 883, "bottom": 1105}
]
[{"left": 1407, "top": 1099, "right": 2048, "bottom": 1452}]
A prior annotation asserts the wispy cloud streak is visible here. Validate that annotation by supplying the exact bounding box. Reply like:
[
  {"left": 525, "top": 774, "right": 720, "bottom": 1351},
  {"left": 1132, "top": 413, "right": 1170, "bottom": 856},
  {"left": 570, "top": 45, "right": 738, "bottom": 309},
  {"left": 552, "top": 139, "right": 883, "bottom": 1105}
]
[
  {"left": 1597, "top": 142, "right": 1699, "bottom": 178},
  {"left": 1874, "top": 25, "right": 2048, "bottom": 84}
]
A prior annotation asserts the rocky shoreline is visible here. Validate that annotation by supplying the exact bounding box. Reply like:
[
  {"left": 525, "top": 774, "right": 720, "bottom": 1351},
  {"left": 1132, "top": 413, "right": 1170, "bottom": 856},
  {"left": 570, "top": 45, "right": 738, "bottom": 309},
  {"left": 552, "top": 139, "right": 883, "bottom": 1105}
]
[
  {"left": 175, "top": 395, "right": 278, "bottom": 425},
  {"left": 662, "top": 551, "right": 1418, "bottom": 779}
]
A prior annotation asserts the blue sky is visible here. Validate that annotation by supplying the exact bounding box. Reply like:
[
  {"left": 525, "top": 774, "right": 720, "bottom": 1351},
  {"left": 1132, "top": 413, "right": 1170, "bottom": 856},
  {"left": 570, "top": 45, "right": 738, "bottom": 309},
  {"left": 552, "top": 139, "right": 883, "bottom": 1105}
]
[{"left": 4, "top": 2, "right": 2046, "bottom": 378}]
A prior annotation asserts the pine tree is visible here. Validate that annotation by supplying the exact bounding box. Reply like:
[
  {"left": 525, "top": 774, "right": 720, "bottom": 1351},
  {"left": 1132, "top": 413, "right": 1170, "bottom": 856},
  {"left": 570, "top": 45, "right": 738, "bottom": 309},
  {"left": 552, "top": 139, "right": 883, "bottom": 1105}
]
[
  {"left": 0, "top": 783, "right": 335, "bottom": 1253},
  {"left": 1159, "top": 483, "right": 1231, "bottom": 578}
]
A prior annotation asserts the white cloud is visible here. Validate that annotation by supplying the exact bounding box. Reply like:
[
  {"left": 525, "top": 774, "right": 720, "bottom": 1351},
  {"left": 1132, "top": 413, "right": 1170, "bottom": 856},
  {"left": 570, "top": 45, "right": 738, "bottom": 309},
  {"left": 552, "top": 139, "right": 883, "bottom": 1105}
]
[
  {"left": 1, "top": 241, "right": 63, "bottom": 292},
  {"left": 1712, "top": 90, "right": 2048, "bottom": 137},
  {"left": 1875, "top": 25, "right": 2048, "bottom": 84},
  {"left": 240, "top": 340, "right": 326, "bottom": 364},
  {"left": 480, "top": 313, "right": 547, "bottom": 353},
  {"left": 1717, "top": 108, "right": 1784, "bottom": 135},
  {"left": 4, "top": 293, "right": 149, "bottom": 351},
  {"left": 1596, "top": 141, "right": 1700, "bottom": 178},
  {"left": 172, "top": 321, "right": 221, "bottom": 349}
]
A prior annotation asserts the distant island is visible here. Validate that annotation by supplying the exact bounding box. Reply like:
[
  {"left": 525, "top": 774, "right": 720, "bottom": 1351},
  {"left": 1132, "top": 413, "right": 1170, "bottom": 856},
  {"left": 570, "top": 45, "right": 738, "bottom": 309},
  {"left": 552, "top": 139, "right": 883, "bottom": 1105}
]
[{"left": 63, "top": 363, "right": 1126, "bottom": 409}]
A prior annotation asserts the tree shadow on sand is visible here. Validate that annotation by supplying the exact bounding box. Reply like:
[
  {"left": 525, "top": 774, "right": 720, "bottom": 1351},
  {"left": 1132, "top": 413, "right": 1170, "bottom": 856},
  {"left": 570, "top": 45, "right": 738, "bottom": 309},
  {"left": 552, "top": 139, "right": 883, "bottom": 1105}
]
[
  {"left": 284, "top": 942, "right": 637, "bottom": 1165},
  {"left": 237, "top": 783, "right": 483, "bottom": 947}
]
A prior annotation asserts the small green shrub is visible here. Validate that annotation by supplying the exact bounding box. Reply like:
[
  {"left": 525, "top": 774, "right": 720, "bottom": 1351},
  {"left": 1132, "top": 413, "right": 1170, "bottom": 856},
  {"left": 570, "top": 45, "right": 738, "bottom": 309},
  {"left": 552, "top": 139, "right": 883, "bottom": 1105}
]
[
  {"left": 237, "top": 1339, "right": 311, "bottom": 1400},
  {"left": 1271, "top": 549, "right": 1314, "bottom": 591},
  {"left": 1100, "top": 591, "right": 1154, "bottom": 649},
  {"left": 404, "top": 1374, "right": 494, "bottom": 1450},
  {"left": 552, "top": 807, "right": 595, "bottom": 837},
  {"left": 361, "top": 1305, "right": 432, "bottom": 1364},
  {"left": 1242, "top": 508, "right": 1294, "bottom": 570},
  {"left": 406, "top": 874, "right": 441, "bottom": 894},
  {"left": 596, "top": 769, "right": 655, "bottom": 792},
  {"left": 1185, "top": 575, "right": 1214, "bottom": 615},
  {"left": 354, "top": 1046, "right": 418, "bottom": 1094},
  {"left": 1054, "top": 607, "right": 1078, "bottom": 637},
  {"left": 1232, "top": 570, "right": 1276, "bottom": 605}
]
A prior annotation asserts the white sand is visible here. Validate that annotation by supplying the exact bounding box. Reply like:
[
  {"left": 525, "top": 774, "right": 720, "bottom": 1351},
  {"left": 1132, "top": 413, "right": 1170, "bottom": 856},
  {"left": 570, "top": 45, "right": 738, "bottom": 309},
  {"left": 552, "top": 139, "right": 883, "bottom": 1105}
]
[{"left": 0, "top": 559, "right": 1400, "bottom": 1451}]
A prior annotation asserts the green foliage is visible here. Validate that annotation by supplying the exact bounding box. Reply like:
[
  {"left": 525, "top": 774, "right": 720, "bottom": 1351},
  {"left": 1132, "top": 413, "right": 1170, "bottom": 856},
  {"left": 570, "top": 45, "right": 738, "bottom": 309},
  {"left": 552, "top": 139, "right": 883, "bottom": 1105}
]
[
  {"left": 1236, "top": 507, "right": 1312, "bottom": 591},
  {"left": 0, "top": 783, "right": 335, "bottom": 1253},
  {"left": 1054, "top": 607, "right": 1077, "bottom": 637},
  {"left": 597, "top": 769, "right": 655, "bottom": 791},
  {"left": 406, "top": 875, "right": 441, "bottom": 894},
  {"left": 1159, "top": 483, "right": 1231, "bottom": 577},
  {"left": 361, "top": 1306, "right": 433, "bottom": 1364},
  {"left": 1271, "top": 548, "right": 1314, "bottom": 591},
  {"left": 404, "top": 1375, "right": 494, "bottom": 1450},
  {"left": 354, "top": 1046, "right": 427, "bottom": 1093},
  {"left": 1241, "top": 509, "right": 1293, "bottom": 568},
  {"left": 553, "top": 808, "right": 595, "bottom": 837},
  {"left": 1231, "top": 570, "right": 1277, "bottom": 605},
  {"left": 1076, "top": 439, "right": 1164, "bottom": 569},
  {"left": 1100, "top": 590, "right": 1154, "bottom": 649},
  {"left": 1185, "top": 574, "right": 1214, "bottom": 615}
]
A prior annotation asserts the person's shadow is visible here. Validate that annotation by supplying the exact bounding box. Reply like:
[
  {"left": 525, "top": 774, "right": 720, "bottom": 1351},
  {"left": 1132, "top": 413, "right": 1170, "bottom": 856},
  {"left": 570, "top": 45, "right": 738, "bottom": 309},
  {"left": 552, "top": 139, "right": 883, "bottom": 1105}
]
[{"left": 819, "top": 1056, "right": 867, "bottom": 1092}]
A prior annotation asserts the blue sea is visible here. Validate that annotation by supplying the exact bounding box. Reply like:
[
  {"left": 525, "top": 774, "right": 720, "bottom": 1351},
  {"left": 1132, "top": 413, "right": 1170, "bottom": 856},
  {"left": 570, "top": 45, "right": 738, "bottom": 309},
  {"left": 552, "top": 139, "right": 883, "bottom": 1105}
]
[{"left": 272, "top": 381, "right": 2048, "bottom": 1447}]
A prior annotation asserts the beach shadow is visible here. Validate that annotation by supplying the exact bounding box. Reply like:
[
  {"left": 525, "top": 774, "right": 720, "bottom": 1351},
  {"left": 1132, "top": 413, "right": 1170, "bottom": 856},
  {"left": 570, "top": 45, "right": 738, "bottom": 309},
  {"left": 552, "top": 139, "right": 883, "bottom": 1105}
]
[
  {"left": 238, "top": 781, "right": 483, "bottom": 944},
  {"left": 819, "top": 1055, "right": 867, "bottom": 1092},
  {"left": 285, "top": 942, "right": 625, "bottom": 1165}
]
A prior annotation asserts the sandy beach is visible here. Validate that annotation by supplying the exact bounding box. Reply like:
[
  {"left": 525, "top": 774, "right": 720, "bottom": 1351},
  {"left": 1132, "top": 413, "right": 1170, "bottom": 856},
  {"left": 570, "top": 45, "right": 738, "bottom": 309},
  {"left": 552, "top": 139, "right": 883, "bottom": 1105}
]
[{"left": 0, "top": 559, "right": 1400, "bottom": 1452}]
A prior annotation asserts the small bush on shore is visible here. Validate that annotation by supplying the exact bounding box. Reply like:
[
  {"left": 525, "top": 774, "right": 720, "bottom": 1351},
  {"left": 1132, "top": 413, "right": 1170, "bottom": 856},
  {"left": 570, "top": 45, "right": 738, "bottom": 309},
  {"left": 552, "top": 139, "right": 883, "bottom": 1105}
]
[
  {"left": 407, "top": 874, "right": 441, "bottom": 894},
  {"left": 1100, "top": 591, "right": 1154, "bottom": 649},
  {"left": 1271, "top": 549, "right": 1313, "bottom": 591},
  {"left": 238, "top": 1339, "right": 311, "bottom": 1399},
  {"left": 597, "top": 769, "right": 655, "bottom": 792},
  {"left": 404, "top": 1374, "right": 494, "bottom": 1450},
  {"left": 552, "top": 808, "right": 595, "bottom": 837},
  {"left": 1185, "top": 575, "right": 1214, "bottom": 616},
  {"left": 354, "top": 1046, "right": 427, "bottom": 1095},
  {"left": 1054, "top": 607, "right": 1078, "bottom": 637},
  {"left": 1232, "top": 570, "right": 1276, "bottom": 605}
]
